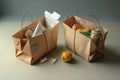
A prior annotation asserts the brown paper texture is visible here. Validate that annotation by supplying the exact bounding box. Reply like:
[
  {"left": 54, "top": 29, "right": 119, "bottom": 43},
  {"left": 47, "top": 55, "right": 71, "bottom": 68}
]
[
  {"left": 12, "top": 17, "right": 59, "bottom": 64},
  {"left": 63, "top": 16, "right": 108, "bottom": 62}
]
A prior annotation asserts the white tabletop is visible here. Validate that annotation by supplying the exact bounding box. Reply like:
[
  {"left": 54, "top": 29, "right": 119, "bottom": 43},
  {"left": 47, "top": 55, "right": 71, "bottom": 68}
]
[{"left": 0, "top": 21, "right": 120, "bottom": 80}]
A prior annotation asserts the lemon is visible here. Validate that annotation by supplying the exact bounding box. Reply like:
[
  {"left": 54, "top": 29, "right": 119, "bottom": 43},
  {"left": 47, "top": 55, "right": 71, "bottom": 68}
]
[{"left": 61, "top": 51, "right": 72, "bottom": 62}]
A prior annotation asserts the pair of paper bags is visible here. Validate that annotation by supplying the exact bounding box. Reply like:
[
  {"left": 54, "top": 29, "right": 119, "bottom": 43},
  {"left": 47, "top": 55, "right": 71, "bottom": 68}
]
[{"left": 12, "top": 15, "right": 108, "bottom": 64}]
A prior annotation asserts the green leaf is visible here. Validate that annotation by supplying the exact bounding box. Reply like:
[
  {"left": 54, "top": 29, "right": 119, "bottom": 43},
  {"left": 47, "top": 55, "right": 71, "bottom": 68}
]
[{"left": 81, "top": 32, "right": 91, "bottom": 38}]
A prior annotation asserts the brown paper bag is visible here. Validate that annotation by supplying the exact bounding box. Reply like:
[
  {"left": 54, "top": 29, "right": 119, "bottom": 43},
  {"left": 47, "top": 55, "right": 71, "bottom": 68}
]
[
  {"left": 63, "top": 16, "right": 108, "bottom": 62},
  {"left": 12, "top": 17, "right": 59, "bottom": 64}
]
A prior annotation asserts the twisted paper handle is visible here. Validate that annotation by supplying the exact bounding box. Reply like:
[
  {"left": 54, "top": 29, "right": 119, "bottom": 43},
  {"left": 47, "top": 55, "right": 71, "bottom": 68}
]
[
  {"left": 21, "top": 13, "right": 34, "bottom": 28},
  {"left": 86, "top": 15, "right": 104, "bottom": 39}
]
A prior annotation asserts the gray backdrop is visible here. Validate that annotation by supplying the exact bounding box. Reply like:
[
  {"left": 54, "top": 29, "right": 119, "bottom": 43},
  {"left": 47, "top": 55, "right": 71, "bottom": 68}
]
[{"left": 0, "top": 0, "right": 120, "bottom": 22}]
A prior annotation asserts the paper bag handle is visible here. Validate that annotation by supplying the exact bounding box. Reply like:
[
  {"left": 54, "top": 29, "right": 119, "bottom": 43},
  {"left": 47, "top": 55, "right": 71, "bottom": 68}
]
[
  {"left": 86, "top": 15, "right": 104, "bottom": 39},
  {"left": 21, "top": 13, "right": 34, "bottom": 28}
]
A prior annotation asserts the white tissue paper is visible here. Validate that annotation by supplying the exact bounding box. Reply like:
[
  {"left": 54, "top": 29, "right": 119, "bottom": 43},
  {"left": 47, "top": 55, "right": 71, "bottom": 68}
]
[
  {"left": 32, "top": 21, "right": 43, "bottom": 37},
  {"left": 44, "top": 10, "right": 61, "bottom": 28},
  {"left": 32, "top": 11, "right": 61, "bottom": 37}
]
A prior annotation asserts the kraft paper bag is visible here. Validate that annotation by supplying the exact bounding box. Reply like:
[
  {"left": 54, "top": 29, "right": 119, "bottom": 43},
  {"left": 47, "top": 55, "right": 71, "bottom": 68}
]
[
  {"left": 63, "top": 16, "right": 108, "bottom": 62},
  {"left": 12, "top": 17, "right": 59, "bottom": 64}
]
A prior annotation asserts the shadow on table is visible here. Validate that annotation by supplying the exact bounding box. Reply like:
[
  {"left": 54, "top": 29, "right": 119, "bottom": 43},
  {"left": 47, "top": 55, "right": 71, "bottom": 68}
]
[
  {"left": 69, "top": 57, "right": 78, "bottom": 64},
  {"left": 34, "top": 45, "right": 120, "bottom": 65},
  {"left": 47, "top": 45, "right": 79, "bottom": 64},
  {"left": 34, "top": 44, "right": 78, "bottom": 65},
  {"left": 46, "top": 45, "right": 68, "bottom": 58},
  {"left": 95, "top": 47, "right": 120, "bottom": 65},
  {"left": 33, "top": 45, "right": 67, "bottom": 65}
]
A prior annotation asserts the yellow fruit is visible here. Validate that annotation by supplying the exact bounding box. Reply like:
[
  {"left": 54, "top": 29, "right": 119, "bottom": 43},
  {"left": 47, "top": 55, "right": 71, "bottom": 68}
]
[
  {"left": 61, "top": 51, "right": 72, "bottom": 62},
  {"left": 76, "top": 28, "right": 83, "bottom": 33}
]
